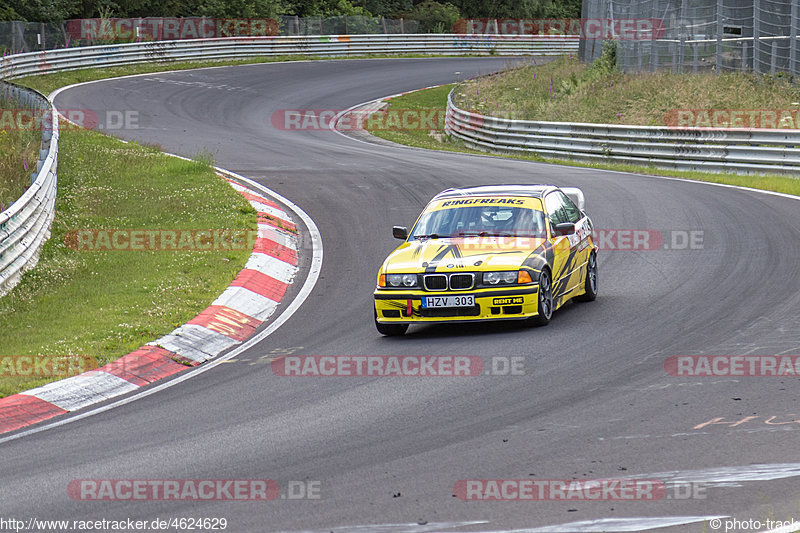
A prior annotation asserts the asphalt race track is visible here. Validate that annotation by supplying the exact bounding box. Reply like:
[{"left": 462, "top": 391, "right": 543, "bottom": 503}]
[{"left": 2, "top": 57, "right": 800, "bottom": 532}]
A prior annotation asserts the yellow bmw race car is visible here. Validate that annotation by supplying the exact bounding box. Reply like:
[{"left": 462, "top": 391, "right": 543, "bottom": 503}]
[{"left": 373, "top": 185, "right": 598, "bottom": 336}]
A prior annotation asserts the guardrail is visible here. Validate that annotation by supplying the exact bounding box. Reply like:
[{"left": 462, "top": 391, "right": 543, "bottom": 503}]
[
  {"left": 0, "top": 34, "right": 578, "bottom": 79},
  {"left": 445, "top": 89, "right": 800, "bottom": 176},
  {"left": 0, "top": 82, "right": 58, "bottom": 296}
]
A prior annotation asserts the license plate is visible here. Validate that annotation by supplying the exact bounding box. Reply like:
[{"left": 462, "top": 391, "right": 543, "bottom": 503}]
[{"left": 422, "top": 295, "right": 475, "bottom": 308}]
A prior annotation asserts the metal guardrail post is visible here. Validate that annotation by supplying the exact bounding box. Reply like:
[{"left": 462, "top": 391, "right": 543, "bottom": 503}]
[
  {"left": 792, "top": 1, "right": 799, "bottom": 76},
  {"left": 753, "top": 0, "right": 761, "bottom": 74},
  {"left": 671, "top": 41, "right": 678, "bottom": 73},
  {"left": 771, "top": 39, "right": 778, "bottom": 75},
  {"left": 716, "top": 0, "right": 723, "bottom": 74},
  {"left": 742, "top": 41, "right": 748, "bottom": 72}
]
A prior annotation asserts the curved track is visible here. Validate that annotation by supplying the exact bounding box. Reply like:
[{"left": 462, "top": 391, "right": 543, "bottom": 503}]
[{"left": 2, "top": 57, "right": 800, "bottom": 532}]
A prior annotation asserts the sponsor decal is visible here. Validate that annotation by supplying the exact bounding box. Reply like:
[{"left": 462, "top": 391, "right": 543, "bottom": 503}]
[{"left": 492, "top": 297, "right": 524, "bottom": 305}]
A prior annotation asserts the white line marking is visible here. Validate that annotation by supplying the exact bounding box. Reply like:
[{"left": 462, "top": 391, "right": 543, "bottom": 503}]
[
  {"left": 288, "top": 521, "right": 489, "bottom": 533},
  {"left": 469, "top": 516, "right": 728, "bottom": 532},
  {"left": 628, "top": 462, "right": 800, "bottom": 488}
]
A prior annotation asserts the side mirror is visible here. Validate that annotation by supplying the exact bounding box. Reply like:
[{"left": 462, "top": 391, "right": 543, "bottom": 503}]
[
  {"left": 392, "top": 226, "right": 408, "bottom": 240},
  {"left": 554, "top": 222, "right": 575, "bottom": 236}
]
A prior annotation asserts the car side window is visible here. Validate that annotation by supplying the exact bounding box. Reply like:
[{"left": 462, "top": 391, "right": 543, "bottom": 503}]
[
  {"left": 558, "top": 192, "right": 583, "bottom": 223},
  {"left": 544, "top": 192, "right": 568, "bottom": 228}
]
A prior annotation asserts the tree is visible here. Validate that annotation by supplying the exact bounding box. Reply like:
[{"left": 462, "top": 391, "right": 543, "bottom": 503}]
[
  {"left": 284, "top": 0, "right": 370, "bottom": 17},
  {"left": 4, "top": 0, "right": 81, "bottom": 21},
  {"left": 406, "top": 1, "right": 459, "bottom": 33},
  {"left": 352, "top": 0, "right": 412, "bottom": 18},
  {"left": 448, "top": 0, "right": 579, "bottom": 19}
]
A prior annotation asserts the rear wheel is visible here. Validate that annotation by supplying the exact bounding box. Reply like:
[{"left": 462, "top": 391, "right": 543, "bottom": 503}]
[
  {"left": 375, "top": 308, "right": 408, "bottom": 336},
  {"left": 528, "top": 269, "right": 553, "bottom": 327},
  {"left": 576, "top": 251, "right": 598, "bottom": 302}
]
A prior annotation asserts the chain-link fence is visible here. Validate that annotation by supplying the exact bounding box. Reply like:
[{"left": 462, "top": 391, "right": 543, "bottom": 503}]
[
  {"left": 0, "top": 16, "right": 422, "bottom": 54},
  {"left": 278, "top": 15, "right": 418, "bottom": 35},
  {"left": 581, "top": 0, "right": 800, "bottom": 75}
]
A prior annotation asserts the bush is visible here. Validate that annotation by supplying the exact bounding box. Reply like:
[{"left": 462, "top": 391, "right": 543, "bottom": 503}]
[
  {"left": 406, "top": 0, "right": 460, "bottom": 33},
  {"left": 593, "top": 39, "right": 618, "bottom": 74}
]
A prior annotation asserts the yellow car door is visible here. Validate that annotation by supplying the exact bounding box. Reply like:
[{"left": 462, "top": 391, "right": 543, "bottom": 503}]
[{"left": 543, "top": 191, "right": 582, "bottom": 302}]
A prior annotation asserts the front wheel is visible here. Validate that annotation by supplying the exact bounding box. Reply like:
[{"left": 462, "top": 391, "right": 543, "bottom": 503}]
[
  {"left": 528, "top": 269, "right": 553, "bottom": 327},
  {"left": 576, "top": 251, "right": 598, "bottom": 302},
  {"left": 375, "top": 309, "right": 408, "bottom": 336}
]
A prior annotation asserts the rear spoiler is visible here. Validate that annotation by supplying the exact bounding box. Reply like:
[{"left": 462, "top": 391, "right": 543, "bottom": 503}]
[{"left": 561, "top": 187, "right": 585, "bottom": 211}]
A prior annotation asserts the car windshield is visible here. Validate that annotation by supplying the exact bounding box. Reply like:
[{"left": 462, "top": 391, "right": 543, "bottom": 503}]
[{"left": 410, "top": 205, "right": 547, "bottom": 240}]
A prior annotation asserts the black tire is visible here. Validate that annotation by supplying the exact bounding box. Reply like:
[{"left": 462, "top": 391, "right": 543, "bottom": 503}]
[
  {"left": 576, "top": 251, "right": 598, "bottom": 302},
  {"left": 374, "top": 309, "right": 408, "bottom": 336},
  {"left": 528, "top": 268, "right": 553, "bottom": 327}
]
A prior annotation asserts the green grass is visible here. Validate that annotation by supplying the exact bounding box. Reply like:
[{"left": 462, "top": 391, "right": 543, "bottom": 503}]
[
  {"left": 15, "top": 53, "right": 488, "bottom": 96},
  {"left": 454, "top": 56, "right": 800, "bottom": 126},
  {"left": 0, "top": 97, "right": 41, "bottom": 210},
  {"left": 0, "top": 127, "right": 255, "bottom": 397},
  {"left": 367, "top": 76, "right": 800, "bottom": 197}
]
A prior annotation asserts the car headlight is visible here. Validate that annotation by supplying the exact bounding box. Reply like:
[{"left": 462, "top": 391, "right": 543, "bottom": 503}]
[
  {"left": 386, "top": 274, "right": 418, "bottom": 288},
  {"left": 483, "top": 271, "right": 518, "bottom": 285}
]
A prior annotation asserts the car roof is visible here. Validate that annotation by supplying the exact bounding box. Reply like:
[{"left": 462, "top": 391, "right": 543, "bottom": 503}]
[{"left": 432, "top": 184, "right": 557, "bottom": 200}]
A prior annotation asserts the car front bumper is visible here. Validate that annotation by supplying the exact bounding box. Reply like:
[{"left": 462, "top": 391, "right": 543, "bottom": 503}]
[{"left": 374, "top": 286, "right": 540, "bottom": 324}]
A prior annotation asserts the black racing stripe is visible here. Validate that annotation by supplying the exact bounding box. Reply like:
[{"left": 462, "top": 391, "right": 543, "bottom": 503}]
[
  {"left": 522, "top": 243, "right": 547, "bottom": 271},
  {"left": 426, "top": 244, "right": 463, "bottom": 272},
  {"left": 554, "top": 246, "right": 580, "bottom": 296}
]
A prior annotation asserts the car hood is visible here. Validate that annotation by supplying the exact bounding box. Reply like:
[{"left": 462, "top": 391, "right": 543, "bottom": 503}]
[{"left": 382, "top": 237, "right": 545, "bottom": 273}]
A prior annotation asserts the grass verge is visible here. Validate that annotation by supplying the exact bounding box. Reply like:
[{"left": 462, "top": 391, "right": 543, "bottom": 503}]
[
  {"left": 0, "top": 126, "right": 255, "bottom": 397},
  {"left": 367, "top": 83, "right": 800, "bottom": 197},
  {"left": 0, "top": 96, "right": 41, "bottom": 211},
  {"left": 454, "top": 56, "right": 800, "bottom": 126}
]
